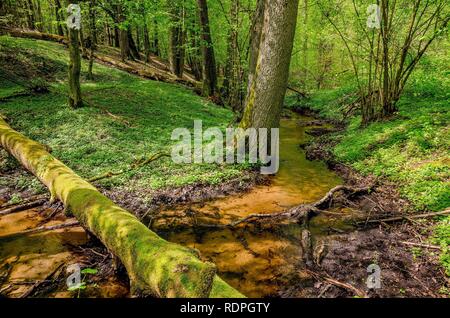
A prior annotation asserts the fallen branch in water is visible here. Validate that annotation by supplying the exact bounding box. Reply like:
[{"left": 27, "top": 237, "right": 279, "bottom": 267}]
[
  {"left": 0, "top": 221, "right": 80, "bottom": 240},
  {"left": 88, "top": 152, "right": 170, "bottom": 183},
  {"left": 0, "top": 198, "right": 48, "bottom": 217},
  {"left": 226, "top": 185, "right": 373, "bottom": 227}
]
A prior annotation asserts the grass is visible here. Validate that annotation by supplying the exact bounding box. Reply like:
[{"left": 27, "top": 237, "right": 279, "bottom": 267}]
[
  {"left": 0, "top": 36, "right": 246, "bottom": 197},
  {"left": 290, "top": 54, "right": 450, "bottom": 274}
]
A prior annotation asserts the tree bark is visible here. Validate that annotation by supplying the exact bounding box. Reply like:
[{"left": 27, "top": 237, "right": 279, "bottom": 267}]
[
  {"left": 87, "top": 0, "right": 97, "bottom": 80},
  {"left": 54, "top": 0, "right": 64, "bottom": 36},
  {"left": 68, "top": 21, "right": 83, "bottom": 108},
  {"left": 240, "top": 0, "right": 264, "bottom": 121},
  {"left": 0, "top": 117, "right": 243, "bottom": 298},
  {"left": 168, "top": 1, "right": 186, "bottom": 78},
  {"left": 197, "top": 0, "right": 218, "bottom": 98},
  {"left": 240, "top": 0, "right": 299, "bottom": 129}
]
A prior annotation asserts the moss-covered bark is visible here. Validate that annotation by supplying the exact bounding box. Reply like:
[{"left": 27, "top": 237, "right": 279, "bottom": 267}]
[{"left": 0, "top": 117, "right": 243, "bottom": 298}]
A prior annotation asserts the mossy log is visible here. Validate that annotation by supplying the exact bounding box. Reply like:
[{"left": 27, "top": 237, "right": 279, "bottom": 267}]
[{"left": 0, "top": 117, "right": 243, "bottom": 298}]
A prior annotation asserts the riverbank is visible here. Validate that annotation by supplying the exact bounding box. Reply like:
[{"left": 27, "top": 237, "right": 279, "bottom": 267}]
[{"left": 284, "top": 84, "right": 449, "bottom": 296}]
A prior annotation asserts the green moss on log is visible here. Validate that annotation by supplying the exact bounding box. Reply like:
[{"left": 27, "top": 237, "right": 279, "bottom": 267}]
[{"left": 0, "top": 117, "right": 244, "bottom": 298}]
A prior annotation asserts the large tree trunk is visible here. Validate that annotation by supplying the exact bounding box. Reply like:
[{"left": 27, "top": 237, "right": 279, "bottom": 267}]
[
  {"left": 0, "top": 117, "right": 243, "bottom": 298},
  {"left": 223, "top": 0, "right": 242, "bottom": 112},
  {"left": 197, "top": 0, "right": 218, "bottom": 98},
  {"left": 68, "top": 22, "right": 83, "bottom": 108},
  {"left": 116, "top": 5, "right": 131, "bottom": 61},
  {"left": 240, "top": 0, "right": 265, "bottom": 121},
  {"left": 240, "top": 0, "right": 299, "bottom": 129}
]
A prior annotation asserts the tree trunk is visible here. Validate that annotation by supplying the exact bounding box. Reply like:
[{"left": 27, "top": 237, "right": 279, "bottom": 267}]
[
  {"left": 0, "top": 117, "right": 243, "bottom": 298},
  {"left": 128, "top": 28, "right": 140, "bottom": 60},
  {"left": 152, "top": 18, "right": 160, "bottom": 56},
  {"left": 168, "top": 1, "right": 185, "bottom": 78},
  {"left": 143, "top": 20, "right": 151, "bottom": 62},
  {"left": 302, "top": 0, "right": 309, "bottom": 89},
  {"left": 26, "top": 0, "right": 35, "bottom": 30},
  {"left": 87, "top": 0, "right": 96, "bottom": 80},
  {"left": 197, "top": 0, "right": 218, "bottom": 98},
  {"left": 240, "top": 0, "right": 299, "bottom": 129},
  {"left": 68, "top": 22, "right": 83, "bottom": 108},
  {"left": 113, "top": 26, "right": 120, "bottom": 48},
  {"left": 54, "top": 0, "right": 64, "bottom": 36},
  {"left": 240, "top": 0, "right": 265, "bottom": 120},
  {"left": 116, "top": 4, "right": 131, "bottom": 61}
]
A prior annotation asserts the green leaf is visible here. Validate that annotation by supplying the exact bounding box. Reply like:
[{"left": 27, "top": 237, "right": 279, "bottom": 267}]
[{"left": 81, "top": 268, "right": 98, "bottom": 275}]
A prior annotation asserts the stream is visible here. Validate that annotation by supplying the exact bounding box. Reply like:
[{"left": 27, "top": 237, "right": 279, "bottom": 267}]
[
  {"left": 155, "top": 114, "right": 352, "bottom": 297},
  {"left": 0, "top": 114, "right": 354, "bottom": 298}
]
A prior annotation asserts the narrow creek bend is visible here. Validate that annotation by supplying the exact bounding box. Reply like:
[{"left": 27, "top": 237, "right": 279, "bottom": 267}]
[
  {"left": 154, "top": 114, "right": 351, "bottom": 298},
  {"left": 0, "top": 114, "right": 358, "bottom": 298}
]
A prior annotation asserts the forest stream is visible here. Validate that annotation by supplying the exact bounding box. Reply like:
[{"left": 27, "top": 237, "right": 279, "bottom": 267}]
[{"left": 0, "top": 114, "right": 362, "bottom": 298}]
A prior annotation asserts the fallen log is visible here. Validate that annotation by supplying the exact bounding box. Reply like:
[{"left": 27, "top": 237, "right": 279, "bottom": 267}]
[
  {"left": 1, "top": 28, "right": 200, "bottom": 89},
  {"left": 0, "top": 117, "right": 243, "bottom": 298},
  {"left": 1, "top": 28, "right": 67, "bottom": 45}
]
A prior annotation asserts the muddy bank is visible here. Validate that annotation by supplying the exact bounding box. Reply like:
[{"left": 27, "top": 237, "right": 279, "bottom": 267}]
[{"left": 287, "top": 105, "right": 449, "bottom": 298}]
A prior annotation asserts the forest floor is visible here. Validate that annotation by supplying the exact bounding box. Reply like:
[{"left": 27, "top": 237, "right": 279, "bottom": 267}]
[
  {"left": 284, "top": 75, "right": 449, "bottom": 296},
  {"left": 0, "top": 35, "right": 449, "bottom": 298}
]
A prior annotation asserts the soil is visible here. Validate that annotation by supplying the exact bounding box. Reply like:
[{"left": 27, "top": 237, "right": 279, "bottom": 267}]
[{"left": 284, "top": 105, "right": 449, "bottom": 298}]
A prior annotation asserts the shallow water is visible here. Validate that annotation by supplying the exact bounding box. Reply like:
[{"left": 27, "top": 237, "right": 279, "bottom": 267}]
[
  {"left": 0, "top": 114, "right": 350, "bottom": 298},
  {"left": 157, "top": 115, "right": 347, "bottom": 297}
]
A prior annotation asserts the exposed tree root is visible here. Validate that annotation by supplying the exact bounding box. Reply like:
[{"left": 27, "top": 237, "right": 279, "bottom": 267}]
[
  {"left": 226, "top": 185, "right": 373, "bottom": 228},
  {"left": 359, "top": 208, "right": 450, "bottom": 225}
]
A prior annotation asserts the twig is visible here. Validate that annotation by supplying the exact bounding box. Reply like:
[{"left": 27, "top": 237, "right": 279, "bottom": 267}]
[
  {"left": 398, "top": 241, "right": 442, "bottom": 250},
  {"left": 364, "top": 209, "right": 450, "bottom": 225},
  {"left": 0, "top": 221, "right": 80, "bottom": 239},
  {"left": 305, "top": 269, "right": 366, "bottom": 298},
  {"left": 0, "top": 199, "right": 48, "bottom": 217},
  {"left": 88, "top": 152, "right": 169, "bottom": 183}
]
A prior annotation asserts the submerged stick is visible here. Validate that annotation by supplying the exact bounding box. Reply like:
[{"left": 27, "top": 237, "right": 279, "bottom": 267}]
[{"left": 0, "top": 199, "right": 48, "bottom": 217}]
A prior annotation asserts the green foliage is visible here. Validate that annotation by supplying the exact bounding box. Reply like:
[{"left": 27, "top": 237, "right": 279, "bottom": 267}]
[
  {"left": 301, "top": 57, "right": 450, "bottom": 274},
  {"left": 0, "top": 36, "right": 246, "bottom": 196}
]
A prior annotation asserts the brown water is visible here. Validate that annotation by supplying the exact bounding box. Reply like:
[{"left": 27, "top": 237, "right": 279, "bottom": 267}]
[
  {"left": 0, "top": 206, "right": 128, "bottom": 298},
  {"left": 0, "top": 115, "right": 349, "bottom": 298},
  {"left": 155, "top": 115, "right": 346, "bottom": 297}
]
